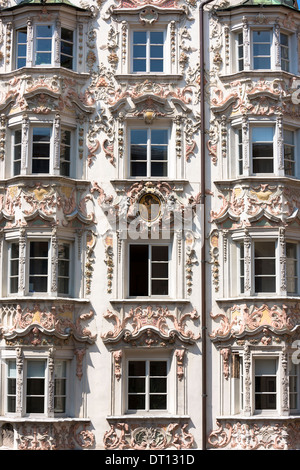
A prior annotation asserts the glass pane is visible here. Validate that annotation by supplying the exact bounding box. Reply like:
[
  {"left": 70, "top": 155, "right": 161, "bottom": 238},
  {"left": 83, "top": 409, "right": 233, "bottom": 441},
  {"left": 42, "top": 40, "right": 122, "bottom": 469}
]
[
  {"left": 10, "top": 277, "right": 18, "bottom": 293},
  {"left": 61, "top": 56, "right": 73, "bottom": 69},
  {"left": 61, "top": 42, "right": 73, "bottom": 56},
  {"left": 150, "top": 59, "right": 164, "bottom": 72},
  {"left": 36, "top": 25, "right": 52, "bottom": 38},
  {"left": 152, "top": 279, "right": 168, "bottom": 295},
  {"left": 253, "top": 30, "right": 271, "bottom": 42},
  {"left": 255, "top": 277, "right": 275, "bottom": 293},
  {"left": 58, "top": 278, "right": 69, "bottom": 294},
  {"left": 150, "top": 45, "right": 163, "bottom": 58},
  {"left": 27, "top": 378, "right": 45, "bottom": 395},
  {"left": 133, "top": 31, "right": 146, "bottom": 44},
  {"left": 252, "top": 127, "right": 273, "bottom": 142},
  {"left": 151, "top": 147, "right": 168, "bottom": 161},
  {"left": 8, "top": 361, "right": 16, "bottom": 378},
  {"left": 27, "top": 361, "right": 45, "bottom": 378},
  {"left": 55, "top": 361, "right": 66, "bottom": 378},
  {"left": 253, "top": 57, "right": 271, "bottom": 69},
  {"left": 17, "top": 58, "right": 26, "bottom": 68},
  {"left": 280, "top": 33, "right": 289, "bottom": 46},
  {"left": 54, "top": 396, "right": 66, "bottom": 413},
  {"left": 128, "top": 395, "right": 145, "bottom": 409},
  {"left": 61, "top": 28, "right": 73, "bottom": 42},
  {"left": 151, "top": 162, "right": 168, "bottom": 177},
  {"left": 150, "top": 378, "right": 166, "bottom": 393},
  {"left": 150, "top": 395, "right": 166, "bottom": 410},
  {"left": 8, "top": 397, "right": 16, "bottom": 413},
  {"left": 30, "top": 241, "right": 48, "bottom": 258},
  {"left": 26, "top": 397, "right": 44, "bottom": 413},
  {"left": 131, "top": 162, "right": 147, "bottom": 177},
  {"left": 131, "top": 129, "right": 147, "bottom": 145},
  {"left": 11, "top": 243, "right": 19, "bottom": 259},
  {"left": 152, "top": 263, "right": 168, "bottom": 278},
  {"left": 133, "top": 45, "right": 146, "bottom": 58},
  {"left": 256, "top": 359, "right": 277, "bottom": 375},
  {"left": 150, "top": 361, "right": 167, "bottom": 376},
  {"left": 151, "top": 130, "right": 168, "bottom": 145},
  {"left": 128, "top": 378, "right": 145, "bottom": 393},
  {"left": 253, "top": 157, "right": 273, "bottom": 173},
  {"left": 18, "top": 30, "right": 27, "bottom": 43},
  {"left": 255, "top": 259, "right": 275, "bottom": 275},
  {"left": 30, "top": 259, "right": 48, "bottom": 275},
  {"left": 33, "top": 128, "right": 51, "bottom": 141},
  {"left": 152, "top": 246, "right": 168, "bottom": 261},
  {"left": 253, "top": 43, "right": 271, "bottom": 55},
  {"left": 10, "top": 260, "right": 19, "bottom": 276},
  {"left": 150, "top": 32, "right": 164, "bottom": 44},
  {"left": 37, "top": 39, "right": 52, "bottom": 52},
  {"left": 29, "top": 276, "right": 48, "bottom": 292},
  {"left": 18, "top": 45, "right": 27, "bottom": 57},
  {"left": 284, "top": 130, "right": 294, "bottom": 145},
  {"left": 255, "top": 242, "right": 275, "bottom": 258},
  {"left": 133, "top": 59, "right": 146, "bottom": 72},
  {"left": 129, "top": 361, "right": 146, "bottom": 376}
]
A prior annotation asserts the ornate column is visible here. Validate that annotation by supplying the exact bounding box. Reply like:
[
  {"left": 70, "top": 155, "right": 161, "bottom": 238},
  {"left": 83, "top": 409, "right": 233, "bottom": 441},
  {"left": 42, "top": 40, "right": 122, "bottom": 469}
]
[
  {"left": 26, "top": 18, "right": 33, "bottom": 67},
  {"left": 243, "top": 230, "right": 251, "bottom": 296},
  {"left": 53, "top": 113, "right": 61, "bottom": 174},
  {"left": 242, "top": 114, "right": 249, "bottom": 176},
  {"left": 16, "top": 347, "right": 24, "bottom": 417},
  {"left": 242, "top": 17, "right": 250, "bottom": 71},
  {"left": 54, "top": 19, "right": 61, "bottom": 67},
  {"left": 277, "top": 114, "right": 284, "bottom": 174},
  {"left": 48, "top": 348, "right": 55, "bottom": 417},
  {"left": 51, "top": 227, "right": 58, "bottom": 295},
  {"left": 243, "top": 342, "right": 251, "bottom": 416},
  {"left": 281, "top": 346, "right": 289, "bottom": 416},
  {"left": 18, "top": 228, "right": 26, "bottom": 296},
  {"left": 21, "top": 114, "right": 29, "bottom": 175},
  {"left": 279, "top": 227, "right": 286, "bottom": 295}
]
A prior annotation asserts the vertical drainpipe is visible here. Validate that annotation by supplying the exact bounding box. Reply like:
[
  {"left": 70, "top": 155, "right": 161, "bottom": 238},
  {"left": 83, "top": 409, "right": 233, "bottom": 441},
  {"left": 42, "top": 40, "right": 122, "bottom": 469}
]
[{"left": 199, "top": 0, "right": 215, "bottom": 450}]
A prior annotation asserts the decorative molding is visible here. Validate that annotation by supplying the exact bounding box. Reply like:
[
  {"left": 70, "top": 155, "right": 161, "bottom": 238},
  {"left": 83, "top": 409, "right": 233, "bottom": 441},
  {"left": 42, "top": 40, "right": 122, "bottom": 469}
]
[{"left": 104, "top": 421, "right": 194, "bottom": 450}]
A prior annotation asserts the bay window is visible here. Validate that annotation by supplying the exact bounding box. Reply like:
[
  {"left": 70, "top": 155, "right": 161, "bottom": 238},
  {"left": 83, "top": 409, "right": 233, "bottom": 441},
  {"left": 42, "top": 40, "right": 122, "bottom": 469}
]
[
  {"left": 32, "top": 127, "right": 51, "bottom": 174},
  {"left": 284, "top": 129, "right": 295, "bottom": 176},
  {"left": 29, "top": 241, "right": 49, "bottom": 293},
  {"left": 15, "top": 24, "right": 75, "bottom": 70}
]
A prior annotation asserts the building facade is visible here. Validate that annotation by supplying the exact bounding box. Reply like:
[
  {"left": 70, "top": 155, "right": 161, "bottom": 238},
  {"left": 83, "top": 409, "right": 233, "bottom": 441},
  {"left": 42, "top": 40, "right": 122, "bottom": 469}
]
[{"left": 0, "top": 0, "right": 299, "bottom": 451}]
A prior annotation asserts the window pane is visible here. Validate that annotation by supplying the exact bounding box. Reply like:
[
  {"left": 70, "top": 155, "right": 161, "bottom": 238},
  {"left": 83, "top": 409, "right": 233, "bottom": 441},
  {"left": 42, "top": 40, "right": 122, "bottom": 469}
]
[
  {"left": 252, "top": 127, "right": 273, "bottom": 142},
  {"left": 36, "top": 25, "right": 52, "bottom": 38},
  {"left": 129, "top": 361, "right": 146, "bottom": 376},
  {"left": 133, "top": 31, "right": 146, "bottom": 44},
  {"left": 150, "top": 32, "right": 164, "bottom": 44},
  {"left": 129, "top": 245, "right": 148, "bottom": 296},
  {"left": 152, "top": 279, "right": 168, "bottom": 295},
  {"left": 150, "top": 395, "right": 167, "bottom": 410},
  {"left": 152, "top": 246, "right": 168, "bottom": 261},
  {"left": 27, "top": 360, "right": 45, "bottom": 378},
  {"left": 151, "top": 162, "right": 167, "bottom": 177},
  {"left": 128, "top": 395, "right": 145, "bottom": 409},
  {"left": 150, "top": 60, "right": 164, "bottom": 72},
  {"left": 150, "top": 361, "right": 167, "bottom": 376},
  {"left": 253, "top": 30, "right": 271, "bottom": 42},
  {"left": 133, "top": 45, "right": 146, "bottom": 58}
]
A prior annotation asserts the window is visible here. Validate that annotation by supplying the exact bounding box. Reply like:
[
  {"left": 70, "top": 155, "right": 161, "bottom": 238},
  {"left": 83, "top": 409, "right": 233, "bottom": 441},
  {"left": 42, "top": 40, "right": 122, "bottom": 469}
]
[
  {"left": 9, "top": 243, "right": 19, "bottom": 294},
  {"left": 16, "top": 28, "right": 27, "bottom": 68},
  {"left": 237, "top": 32, "right": 244, "bottom": 71},
  {"left": 132, "top": 31, "right": 164, "bottom": 73},
  {"left": 26, "top": 360, "right": 46, "bottom": 414},
  {"left": 13, "top": 129, "right": 22, "bottom": 176},
  {"left": 32, "top": 127, "right": 51, "bottom": 174},
  {"left": 129, "top": 245, "right": 169, "bottom": 297},
  {"left": 15, "top": 24, "right": 75, "bottom": 70},
  {"left": 286, "top": 242, "right": 298, "bottom": 294},
  {"left": 289, "top": 361, "right": 299, "bottom": 411},
  {"left": 253, "top": 30, "right": 271, "bottom": 69},
  {"left": 284, "top": 129, "right": 295, "bottom": 176},
  {"left": 54, "top": 361, "right": 67, "bottom": 413},
  {"left": 60, "top": 28, "right": 74, "bottom": 70},
  {"left": 29, "top": 241, "right": 49, "bottom": 293},
  {"left": 239, "top": 242, "right": 245, "bottom": 294},
  {"left": 60, "top": 129, "right": 71, "bottom": 177},
  {"left": 130, "top": 128, "right": 168, "bottom": 177},
  {"left": 127, "top": 360, "right": 168, "bottom": 411},
  {"left": 252, "top": 127, "right": 274, "bottom": 174},
  {"left": 58, "top": 243, "right": 70, "bottom": 295},
  {"left": 280, "top": 33, "right": 289, "bottom": 72},
  {"left": 35, "top": 25, "right": 52, "bottom": 66},
  {"left": 237, "top": 128, "right": 243, "bottom": 175},
  {"left": 7, "top": 361, "right": 16, "bottom": 413},
  {"left": 254, "top": 358, "right": 277, "bottom": 411},
  {"left": 254, "top": 241, "right": 276, "bottom": 293}
]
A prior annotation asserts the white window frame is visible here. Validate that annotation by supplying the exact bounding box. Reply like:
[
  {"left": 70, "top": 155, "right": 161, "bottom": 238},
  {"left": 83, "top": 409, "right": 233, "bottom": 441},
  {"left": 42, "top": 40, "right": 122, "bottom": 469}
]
[
  {"left": 34, "top": 24, "right": 54, "bottom": 67},
  {"left": 130, "top": 29, "right": 166, "bottom": 74},
  {"left": 252, "top": 29, "right": 272, "bottom": 70},
  {"left": 128, "top": 243, "right": 170, "bottom": 299},
  {"left": 253, "top": 356, "right": 279, "bottom": 415},
  {"left": 126, "top": 358, "right": 169, "bottom": 414},
  {"left": 286, "top": 241, "right": 299, "bottom": 295},
  {"left": 251, "top": 125, "right": 275, "bottom": 175},
  {"left": 128, "top": 126, "right": 169, "bottom": 178}
]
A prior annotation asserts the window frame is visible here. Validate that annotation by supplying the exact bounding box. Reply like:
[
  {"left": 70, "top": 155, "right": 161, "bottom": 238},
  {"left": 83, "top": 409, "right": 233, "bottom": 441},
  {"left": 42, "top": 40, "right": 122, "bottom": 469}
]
[
  {"left": 253, "top": 356, "right": 278, "bottom": 414},
  {"left": 251, "top": 125, "right": 275, "bottom": 175},
  {"left": 128, "top": 243, "right": 170, "bottom": 298},
  {"left": 131, "top": 29, "right": 165, "bottom": 74},
  {"left": 128, "top": 126, "right": 169, "bottom": 178}
]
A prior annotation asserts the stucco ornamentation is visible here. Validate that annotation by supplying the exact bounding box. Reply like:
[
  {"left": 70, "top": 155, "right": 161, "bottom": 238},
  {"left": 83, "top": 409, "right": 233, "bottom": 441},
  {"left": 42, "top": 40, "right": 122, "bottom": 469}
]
[{"left": 104, "top": 421, "right": 194, "bottom": 450}]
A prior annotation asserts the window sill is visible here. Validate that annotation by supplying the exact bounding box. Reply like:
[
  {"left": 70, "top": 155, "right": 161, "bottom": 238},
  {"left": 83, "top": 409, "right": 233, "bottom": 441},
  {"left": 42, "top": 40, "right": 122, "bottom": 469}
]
[
  {"left": 2, "top": 296, "right": 90, "bottom": 303},
  {"left": 217, "top": 414, "right": 300, "bottom": 421},
  {"left": 110, "top": 298, "right": 190, "bottom": 305},
  {"left": 114, "top": 73, "right": 183, "bottom": 81},
  {"left": 107, "top": 414, "right": 190, "bottom": 420},
  {"left": 0, "top": 416, "right": 91, "bottom": 423},
  {"left": 216, "top": 295, "right": 300, "bottom": 303}
]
